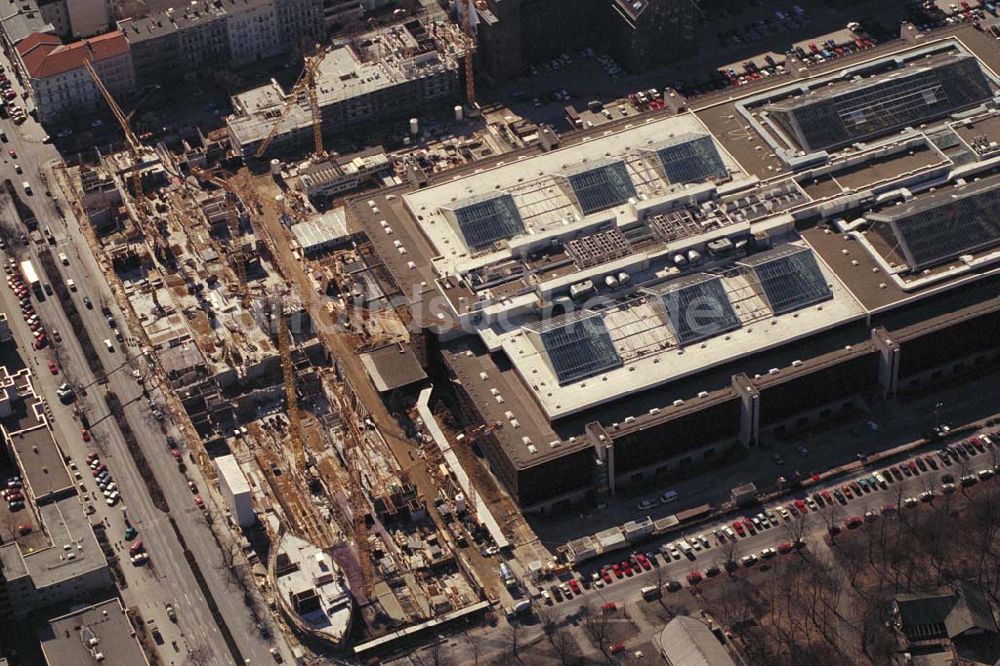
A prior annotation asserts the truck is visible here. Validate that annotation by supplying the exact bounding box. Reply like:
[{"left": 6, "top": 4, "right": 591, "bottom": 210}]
[
  {"left": 147, "top": 619, "right": 162, "bottom": 645},
  {"left": 499, "top": 562, "right": 516, "bottom": 587},
  {"left": 19, "top": 259, "right": 40, "bottom": 295}
]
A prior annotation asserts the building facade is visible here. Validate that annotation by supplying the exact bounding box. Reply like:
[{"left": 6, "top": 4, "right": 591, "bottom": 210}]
[
  {"left": 475, "top": 0, "right": 701, "bottom": 82},
  {"left": 222, "top": 0, "right": 282, "bottom": 65},
  {"left": 15, "top": 30, "right": 134, "bottom": 123},
  {"left": 118, "top": 0, "right": 323, "bottom": 86}
]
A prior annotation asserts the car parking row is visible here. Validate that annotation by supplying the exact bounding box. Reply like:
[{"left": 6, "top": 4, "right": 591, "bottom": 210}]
[
  {"left": 548, "top": 430, "right": 1000, "bottom": 605},
  {"left": 82, "top": 451, "right": 121, "bottom": 508},
  {"left": 717, "top": 3, "right": 811, "bottom": 48},
  {"left": 6, "top": 261, "right": 48, "bottom": 349}
]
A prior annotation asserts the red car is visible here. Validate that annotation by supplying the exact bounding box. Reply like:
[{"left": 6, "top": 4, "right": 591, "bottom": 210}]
[
  {"left": 732, "top": 520, "right": 745, "bottom": 536},
  {"left": 194, "top": 494, "right": 204, "bottom": 509},
  {"left": 91, "top": 464, "right": 106, "bottom": 477},
  {"left": 601, "top": 601, "right": 617, "bottom": 613},
  {"left": 777, "top": 542, "right": 793, "bottom": 554},
  {"left": 33, "top": 335, "right": 47, "bottom": 349},
  {"left": 841, "top": 484, "right": 853, "bottom": 498},
  {"left": 611, "top": 564, "right": 623, "bottom": 579},
  {"left": 47, "top": 359, "right": 58, "bottom": 375},
  {"left": 568, "top": 579, "right": 581, "bottom": 594},
  {"left": 609, "top": 641, "right": 625, "bottom": 655},
  {"left": 81, "top": 428, "right": 91, "bottom": 442},
  {"left": 821, "top": 490, "right": 833, "bottom": 503},
  {"left": 794, "top": 499, "right": 807, "bottom": 513},
  {"left": 636, "top": 554, "right": 651, "bottom": 570},
  {"left": 845, "top": 516, "right": 863, "bottom": 529},
  {"left": 601, "top": 568, "right": 612, "bottom": 584},
  {"left": 7, "top": 148, "right": 15, "bottom": 158},
  {"left": 686, "top": 571, "right": 703, "bottom": 584}
]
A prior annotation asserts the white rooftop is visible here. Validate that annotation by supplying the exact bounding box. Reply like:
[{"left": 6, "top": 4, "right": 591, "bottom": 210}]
[
  {"left": 215, "top": 454, "right": 251, "bottom": 495},
  {"left": 402, "top": 113, "right": 744, "bottom": 275},
  {"left": 274, "top": 533, "right": 353, "bottom": 645},
  {"left": 491, "top": 241, "right": 865, "bottom": 420}
]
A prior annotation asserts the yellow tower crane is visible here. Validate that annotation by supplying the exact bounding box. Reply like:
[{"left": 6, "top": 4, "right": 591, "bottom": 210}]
[
  {"left": 461, "top": 0, "right": 476, "bottom": 106},
  {"left": 254, "top": 48, "right": 329, "bottom": 160},
  {"left": 85, "top": 60, "right": 144, "bottom": 199},
  {"left": 277, "top": 313, "right": 307, "bottom": 473},
  {"left": 334, "top": 389, "right": 375, "bottom": 601}
]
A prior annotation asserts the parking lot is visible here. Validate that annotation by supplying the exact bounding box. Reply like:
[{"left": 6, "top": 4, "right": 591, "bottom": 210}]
[{"left": 520, "top": 428, "right": 1000, "bottom": 617}]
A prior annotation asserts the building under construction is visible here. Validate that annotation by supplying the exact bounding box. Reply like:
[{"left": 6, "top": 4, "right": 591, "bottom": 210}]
[{"left": 225, "top": 17, "right": 466, "bottom": 159}]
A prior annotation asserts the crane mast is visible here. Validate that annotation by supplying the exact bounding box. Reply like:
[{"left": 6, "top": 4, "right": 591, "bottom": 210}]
[
  {"left": 277, "top": 313, "right": 307, "bottom": 472},
  {"left": 85, "top": 60, "right": 143, "bottom": 198},
  {"left": 335, "top": 390, "right": 375, "bottom": 600},
  {"left": 254, "top": 49, "right": 328, "bottom": 159},
  {"left": 461, "top": 0, "right": 476, "bottom": 106}
]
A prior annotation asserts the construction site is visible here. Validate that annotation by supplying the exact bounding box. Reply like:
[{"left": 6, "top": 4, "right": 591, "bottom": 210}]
[{"left": 47, "top": 22, "right": 521, "bottom": 658}]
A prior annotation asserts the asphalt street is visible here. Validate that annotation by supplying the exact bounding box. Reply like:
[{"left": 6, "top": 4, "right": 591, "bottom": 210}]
[{"left": 0, "top": 73, "right": 292, "bottom": 663}]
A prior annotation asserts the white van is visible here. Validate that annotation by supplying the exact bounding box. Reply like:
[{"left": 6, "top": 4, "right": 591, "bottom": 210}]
[
  {"left": 103, "top": 338, "right": 114, "bottom": 352},
  {"left": 640, "top": 585, "right": 661, "bottom": 600},
  {"left": 873, "top": 472, "right": 887, "bottom": 488}
]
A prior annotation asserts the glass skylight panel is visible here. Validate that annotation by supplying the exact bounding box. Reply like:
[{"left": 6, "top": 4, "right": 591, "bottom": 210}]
[
  {"left": 647, "top": 273, "right": 740, "bottom": 345},
  {"left": 648, "top": 133, "right": 728, "bottom": 185},
  {"left": 445, "top": 193, "right": 525, "bottom": 252},
  {"left": 524, "top": 311, "right": 623, "bottom": 384},
  {"left": 870, "top": 183, "right": 1000, "bottom": 271},
  {"left": 766, "top": 54, "right": 992, "bottom": 153},
  {"left": 559, "top": 159, "right": 637, "bottom": 215},
  {"left": 739, "top": 245, "right": 833, "bottom": 315}
]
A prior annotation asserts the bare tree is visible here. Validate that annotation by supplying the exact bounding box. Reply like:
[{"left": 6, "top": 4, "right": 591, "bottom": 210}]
[
  {"left": 720, "top": 536, "right": 739, "bottom": 572},
  {"left": 426, "top": 639, "right": 450, "bottom": 666},
  {"left": 184, "top": 645, "right": 214, "bottom": 666},
  {"left": 502, "top": 623, "right": 523, "bottom": 665},
  {"left": 580, "top": 602, "right": 611, "bottom": 663},
  {"left": 215, "top": 536, "right": 243, "bottom": 589},
  {"left": 783, "top": 515, "right": 807, "bottom": 550}
]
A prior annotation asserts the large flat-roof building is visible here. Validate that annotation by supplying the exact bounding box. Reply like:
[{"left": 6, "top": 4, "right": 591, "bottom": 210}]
[
  {"left": 0, "top": 366, "right": 112, "bottom": 618},
  {"left": 347, "top": 28, "right": 1000, "bottom": 512},
  {"left": 39, "top": 598, "right": 149, "bottom": 666},
  {"left": 226, "top": 18, "right": 463, "bottom": 158}
]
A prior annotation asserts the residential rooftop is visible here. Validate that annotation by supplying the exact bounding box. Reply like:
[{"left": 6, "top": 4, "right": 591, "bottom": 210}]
[
  {"left": 39, "top": 598, "right": 148, "bottom": 666},
  {"left": 226, "top": 17, "right": 463, "bottom": 147}
]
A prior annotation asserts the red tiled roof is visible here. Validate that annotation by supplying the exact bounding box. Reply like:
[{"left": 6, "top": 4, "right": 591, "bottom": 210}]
[{"left": 16, "top": 31, "right": 129, "bottom": 79}]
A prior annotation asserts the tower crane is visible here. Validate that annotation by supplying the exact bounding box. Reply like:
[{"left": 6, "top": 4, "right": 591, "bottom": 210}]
[
  {"left": 277, "top": 312, "right": 307, "bottom": 473},
  {"left": 86, "top": 60, "right": 171, "bottom": 264},
  {"left": 254, "top": 47, "right": 329, "bottom": 160},
  {"left": 460, "top": 0, "right": 476, "bottom": 106},
  {"left": 85, "top": 60, "right": 145, "bottom": 199},
  {"left": 334, "top": 389, "right": 375, "bottom": 600}
]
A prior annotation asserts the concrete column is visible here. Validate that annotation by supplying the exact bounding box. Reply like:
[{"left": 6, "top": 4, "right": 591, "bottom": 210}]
[
  {"left": 732, "top": 373, "right": 759, "bottom": 447},
  {"left": 586, "top": 421, "right": 614, "bottom": 497},
  {"left": 872, "top": 326, "right": 900, "bottom": 398}
]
